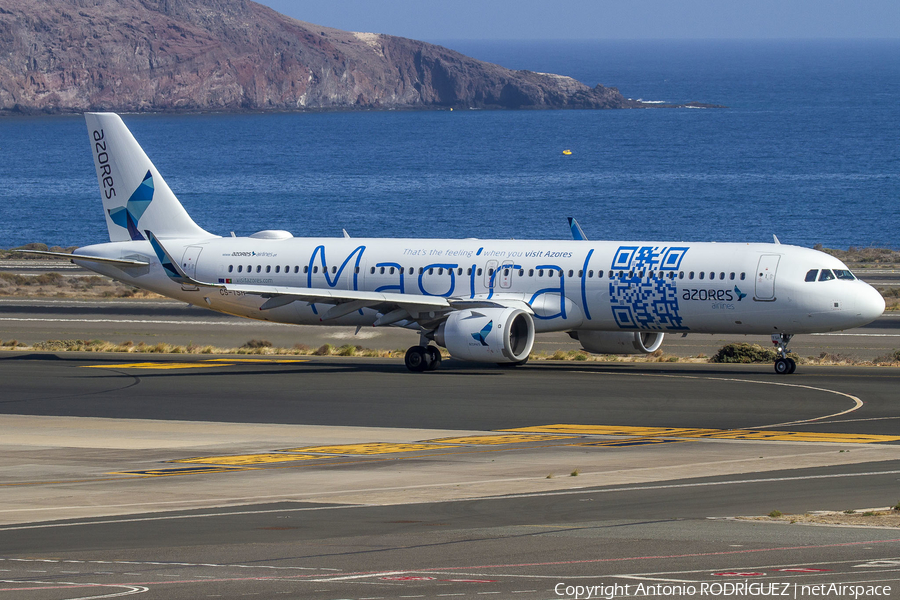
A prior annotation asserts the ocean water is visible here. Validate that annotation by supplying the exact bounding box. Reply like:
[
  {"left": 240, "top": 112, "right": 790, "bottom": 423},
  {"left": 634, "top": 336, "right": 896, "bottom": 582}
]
[{"left": 0, "top": 40, "right": 897, "bottom": 249}]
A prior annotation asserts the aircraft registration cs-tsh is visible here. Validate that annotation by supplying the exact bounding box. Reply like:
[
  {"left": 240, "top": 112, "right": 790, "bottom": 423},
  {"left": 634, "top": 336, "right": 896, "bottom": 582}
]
[{"left": 29, "top": 113, "right": 885, "bottom": 373}]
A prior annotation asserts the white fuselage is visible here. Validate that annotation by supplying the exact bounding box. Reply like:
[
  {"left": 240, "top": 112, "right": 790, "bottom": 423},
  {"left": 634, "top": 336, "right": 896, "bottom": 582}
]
[{"left": 77, "top": 235, "right": 885, "bottom": 337}]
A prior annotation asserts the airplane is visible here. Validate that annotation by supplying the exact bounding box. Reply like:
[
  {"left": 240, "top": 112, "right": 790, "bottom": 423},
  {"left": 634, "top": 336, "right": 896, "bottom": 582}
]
[{"left": 25, "top": 113, "right": 886, "bottom": 374}]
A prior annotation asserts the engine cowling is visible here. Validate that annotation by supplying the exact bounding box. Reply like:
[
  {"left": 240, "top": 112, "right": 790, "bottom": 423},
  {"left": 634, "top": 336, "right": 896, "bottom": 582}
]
[
  {"left": 569, "top": 330, "right": 665, "bottom": 355},
  {"left": 435, "top": 307, "right": 535, "bottom": 363}
]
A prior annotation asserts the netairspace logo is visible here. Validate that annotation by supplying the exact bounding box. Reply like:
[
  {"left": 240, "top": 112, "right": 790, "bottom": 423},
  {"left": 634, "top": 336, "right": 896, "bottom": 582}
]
[{"left": 553, "top": 581, "right": 892, "bottom": 599}]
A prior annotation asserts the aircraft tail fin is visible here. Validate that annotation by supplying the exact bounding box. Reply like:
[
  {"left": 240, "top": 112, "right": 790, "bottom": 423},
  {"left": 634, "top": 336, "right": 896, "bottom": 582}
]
[{"left": 85, "top": 113, "right": 214, "bottom": 243}]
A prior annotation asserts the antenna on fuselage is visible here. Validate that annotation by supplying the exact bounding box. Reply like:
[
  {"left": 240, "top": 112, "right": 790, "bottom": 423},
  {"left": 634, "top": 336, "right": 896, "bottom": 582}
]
[{"left": 773, "top": 234, "right": 781, "bottom": 244}]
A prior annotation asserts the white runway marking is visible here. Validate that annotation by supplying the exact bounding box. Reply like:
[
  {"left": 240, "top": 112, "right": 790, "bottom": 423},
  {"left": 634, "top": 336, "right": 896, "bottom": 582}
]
[{"left": 2, "top": 469, "right": 900, "bottom": 532}]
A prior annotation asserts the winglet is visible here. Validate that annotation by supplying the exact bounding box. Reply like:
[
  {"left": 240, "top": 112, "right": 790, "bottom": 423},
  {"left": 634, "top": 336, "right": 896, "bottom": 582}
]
[
  {"left": 568, "top": 217, "right": 588, "bottom": 241},
  {"left": 145, "top": 230, "right": 190, "bottom": 283},
  {"left": 773, "top": 234, "right": 781, "bottom": 245},
  {"left": 145, "top": 230, "right": 219, "bottom": 288}
]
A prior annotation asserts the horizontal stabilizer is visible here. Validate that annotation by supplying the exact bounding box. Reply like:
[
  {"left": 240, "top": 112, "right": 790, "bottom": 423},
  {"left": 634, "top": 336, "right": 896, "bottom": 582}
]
[{"left": 16, "top": 250, "right": 149, "bottom": 267}]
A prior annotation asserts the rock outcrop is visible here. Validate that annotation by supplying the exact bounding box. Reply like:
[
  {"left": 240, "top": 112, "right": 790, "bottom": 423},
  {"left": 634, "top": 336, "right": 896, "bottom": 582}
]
[{"left": 0, "top": 0, "right": 641, "bottom": 113}]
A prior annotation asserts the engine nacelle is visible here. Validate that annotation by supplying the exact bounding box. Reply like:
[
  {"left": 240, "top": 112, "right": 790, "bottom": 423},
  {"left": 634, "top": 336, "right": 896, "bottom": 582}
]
[
  {"left": 569, "top": 330, "right": 665, "bottom": 355},
  {"left": 435, "top": 307, "right": 535, "bottom": 363}
]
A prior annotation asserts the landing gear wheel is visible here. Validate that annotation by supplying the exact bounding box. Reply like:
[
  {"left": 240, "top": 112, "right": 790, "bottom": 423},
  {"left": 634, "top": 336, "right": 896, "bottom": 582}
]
[
  {"left": 774, "top": 358, "right": 790, "bottom": 375},
  {"left": 424, "top": 346, "right": 442, "bottom": 371},
  {"left": 405, "top": 346, "right": 427, "bottom": 372},
  {"left": 771, "top": 333, "right": 797, "bottom": 375}
]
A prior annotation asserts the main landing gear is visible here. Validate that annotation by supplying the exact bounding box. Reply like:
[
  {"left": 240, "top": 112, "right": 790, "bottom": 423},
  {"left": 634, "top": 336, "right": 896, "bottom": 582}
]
[
  {"left": 405, "top": 345, "right": 441, "bottom": 372},
  {"left": 771, "top": 333, "right": 796, "bottom": 375}
]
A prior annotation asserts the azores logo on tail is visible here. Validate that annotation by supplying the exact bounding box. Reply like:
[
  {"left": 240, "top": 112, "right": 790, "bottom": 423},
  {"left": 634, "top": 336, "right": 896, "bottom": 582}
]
[
  {"left": 108, "top": 171, "right": 154, "bottom": 241},
  {"left": 472, "top": 321, "right": 493, "bottom": 346}
]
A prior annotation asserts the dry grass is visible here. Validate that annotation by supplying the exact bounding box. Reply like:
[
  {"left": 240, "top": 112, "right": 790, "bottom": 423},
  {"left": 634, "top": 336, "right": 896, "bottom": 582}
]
[
  {"left": 741, "top": 507, "right": 900, "bottom": 528},
  {"left": 2, "top": 339, "right": 898, "bottom": 368},
  {"left": 0, "top": 270, "right": 162, "bottom": 299}
]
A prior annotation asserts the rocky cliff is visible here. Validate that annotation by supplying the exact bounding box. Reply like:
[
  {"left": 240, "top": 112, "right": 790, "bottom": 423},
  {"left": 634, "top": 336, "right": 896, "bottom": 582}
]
[{"left": 0, "top": 0, "right": 645, "bottom": 113}]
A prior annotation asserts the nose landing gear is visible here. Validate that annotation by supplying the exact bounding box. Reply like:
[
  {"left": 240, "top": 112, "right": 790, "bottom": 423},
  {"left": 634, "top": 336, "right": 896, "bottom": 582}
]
[{"left": 771, "top": 333, "right": 796, "bottom": 374}]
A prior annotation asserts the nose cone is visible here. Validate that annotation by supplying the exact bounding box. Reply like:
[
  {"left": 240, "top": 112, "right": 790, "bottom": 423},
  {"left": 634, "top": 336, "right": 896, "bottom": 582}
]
[{"left": 858, "top": 284, "right": 886, "bottom": 324}]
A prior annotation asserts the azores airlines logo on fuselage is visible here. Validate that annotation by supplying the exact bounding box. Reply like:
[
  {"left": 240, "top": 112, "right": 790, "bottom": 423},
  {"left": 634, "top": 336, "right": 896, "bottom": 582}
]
[
  {"left": 472, "top": 321, "right": 493, "bottom": 346},
  {"left": 734, "top": 286, "right": 747, "bottom": 301},
  {"left": 108, "top": 171, "right": 154, "bottom": 241}
]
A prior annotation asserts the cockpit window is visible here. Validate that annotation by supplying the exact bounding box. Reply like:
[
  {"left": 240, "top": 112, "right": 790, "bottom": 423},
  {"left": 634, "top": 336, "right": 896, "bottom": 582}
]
[
  {"left": 818, "top": 269, "right": 835, "bottom": 282},
  {"left": 805, "top": 269, "right": 818, "bottom": 282},
  {"left": 834, "top": 269, "right": 856, "bottom": 280}
]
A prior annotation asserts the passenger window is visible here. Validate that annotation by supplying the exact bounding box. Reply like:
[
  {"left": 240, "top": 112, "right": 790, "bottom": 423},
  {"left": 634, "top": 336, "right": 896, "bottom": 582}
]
[
  {"left": 518, "top": 269, "right": 524, "bottom": 276},
  {"left": 410, "top": 267, "right": 415, "bottom": 275},
  {"left": 332, "top": 266, "right": 337, "bottom": 274},
  {"left": 709, "top": 272, "right": 715, "bottom": 280},
  {"left": 237, "top": 265, "right": 243, "bottom": 273},
  {"left": 679, "top": 272, "right": 684, "bottom": 279},
  {"left": 590, "top": 270, "right": 595, "bottom": 278},
  {"left": 487, "top": 268, "right": 493, "bottom": 276},
  {"left": 505, "top": 269, "right": 511, "bottom": 276},
  {"left": 699, "top": 272, "right": 705, "bottom": 280},
  {"left": 467, "top": 268, "right": 472, "bottom": 275},
  {"left": 303, "top": 266, "right": 309, "bottom": 274},
  {"left": 247, "top": 264, "right": 251, "bottom": 272},
  {"left": 568, "top": 270, "right": 573, "bottom": 278},
  {"left": 228, "top": 265, "right": 234, "bottom": 273},
  {"left": 380, "top": 267, "right": 385, "bottom": 274},
  {"left": 390, "top": 267, "right": 395, "bottom": 275},
  {"left": 266, "top": 265, "right": 271, "bottom": 273},
  {"left": 648, "top": 271, "right": 654, "bottom": 278},
  {"left": 275, "top": 266, "right": 280, "bottom": 273},
  {"left": 834, "top": 269, "right": 855, "bottom": 280},
  {"left": 355, "top": 267, "right": 359, "bottom": 274},
  {"left": 819, "top": 269, "right": 836, "bottom": 281},
  {"left": 477, "top": 268, "right": 482, "bottom": 276},
  {"left": 740, "top": 273, "right": 746, "bottom": 280},
  {"left": 418, "top": 267, "right": 424, "bottom": 275},
  {"left": 429, "top": 268, "right": 434, "bottom": 275},
  {"left": 370, "top": 267, "right": 376, "bottom": 274},
  {"left": 459, "top": 268, "right": 464, "bottom": 276},
  {"left": 538, "top": 269, "right": 544, "bottom": 277},
  {"left": 719, "top": 272, "right": 725, "bottom": 280},
  {"left": 689, "top": 272, "right": 694, "bottom": 279},
  {"left": 805, "top": 269, "right": 818, "bottom": 282},
  {"left": 528, "top": 269, "right": 534, "bottom": 277},
  {"left": 256, "top": 265, "right": 261, "bottom": 273},
  {"left": 729, "top": 272, "right": 735, "bottom": 280}
]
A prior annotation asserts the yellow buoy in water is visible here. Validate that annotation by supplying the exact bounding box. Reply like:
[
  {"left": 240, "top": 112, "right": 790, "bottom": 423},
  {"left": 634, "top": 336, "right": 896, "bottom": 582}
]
[{"left": 562, "top": 149, "right": 572, "bottom": 155}]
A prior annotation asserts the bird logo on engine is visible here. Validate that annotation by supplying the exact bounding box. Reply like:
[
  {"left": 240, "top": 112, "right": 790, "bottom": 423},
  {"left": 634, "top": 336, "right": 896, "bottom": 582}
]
[{"left": 471, "top": 321, "right": 493, "bottom": 346}]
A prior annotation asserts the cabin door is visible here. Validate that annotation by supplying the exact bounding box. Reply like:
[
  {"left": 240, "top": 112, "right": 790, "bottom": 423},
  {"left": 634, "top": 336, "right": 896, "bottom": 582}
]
[{"left": 754, "top": 255, "right": 780, "bottom": 301}]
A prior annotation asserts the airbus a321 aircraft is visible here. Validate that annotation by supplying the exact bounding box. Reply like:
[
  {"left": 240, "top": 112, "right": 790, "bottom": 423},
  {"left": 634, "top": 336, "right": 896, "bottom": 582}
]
[{"left": 28, "top": 113, "right": 885, "bottom": 374}]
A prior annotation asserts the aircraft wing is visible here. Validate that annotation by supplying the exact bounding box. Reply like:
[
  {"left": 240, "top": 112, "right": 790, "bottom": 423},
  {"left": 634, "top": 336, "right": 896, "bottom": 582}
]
[{"left": 145, "top": 230, "right": 531, "bottom": 326}]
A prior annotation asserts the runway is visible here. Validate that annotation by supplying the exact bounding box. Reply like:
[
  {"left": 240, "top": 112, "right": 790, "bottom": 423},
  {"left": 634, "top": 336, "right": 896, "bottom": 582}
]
[{"left": 1, "top": 354, "right": 900, "bottom": 599}]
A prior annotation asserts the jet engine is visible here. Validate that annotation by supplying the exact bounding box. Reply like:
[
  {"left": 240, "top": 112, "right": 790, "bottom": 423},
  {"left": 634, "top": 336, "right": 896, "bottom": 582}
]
[
  {"left": 435, "top": 307, "right": 535, "bottom": 364},
  {"left": 569, "top": 330, "right": 665, "bottom": 355}
]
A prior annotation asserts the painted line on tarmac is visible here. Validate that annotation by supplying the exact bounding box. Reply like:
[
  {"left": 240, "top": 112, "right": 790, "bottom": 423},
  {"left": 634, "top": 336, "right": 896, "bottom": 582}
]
[
  {"left": 421, "top": 434, "right": 577, "bottom": 445},
  {"left": 562, "top": 371, "right": 867, "bottom": 430},
  {"left": 168, "top": 453, "right": 328, "bottom": 466},
  {"left": 503, "top": 425, "right": 900, "bottom": 444},
  {"left": 279, "top": 442, "right": 456, "bottom": 455},
  {"left": 83, "top": 362, "right": 232, "bottom": 370},
  {"left": 3, "top": 469, "right": 900, "bottom": 532},
  {"left": 82, "top": 359, "right": 308, "bottom": 370}
]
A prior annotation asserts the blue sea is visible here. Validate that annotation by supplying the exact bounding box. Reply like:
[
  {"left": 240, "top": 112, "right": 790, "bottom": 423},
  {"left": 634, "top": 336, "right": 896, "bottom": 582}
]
[{"left": 1, "top": 40, "right": 897, "bottom": 249}]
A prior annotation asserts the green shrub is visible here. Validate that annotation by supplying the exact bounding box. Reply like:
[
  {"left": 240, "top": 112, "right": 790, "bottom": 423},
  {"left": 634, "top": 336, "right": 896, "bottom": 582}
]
[{"left": 711, "top": 343, "right": 778, "bottom": 364}]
